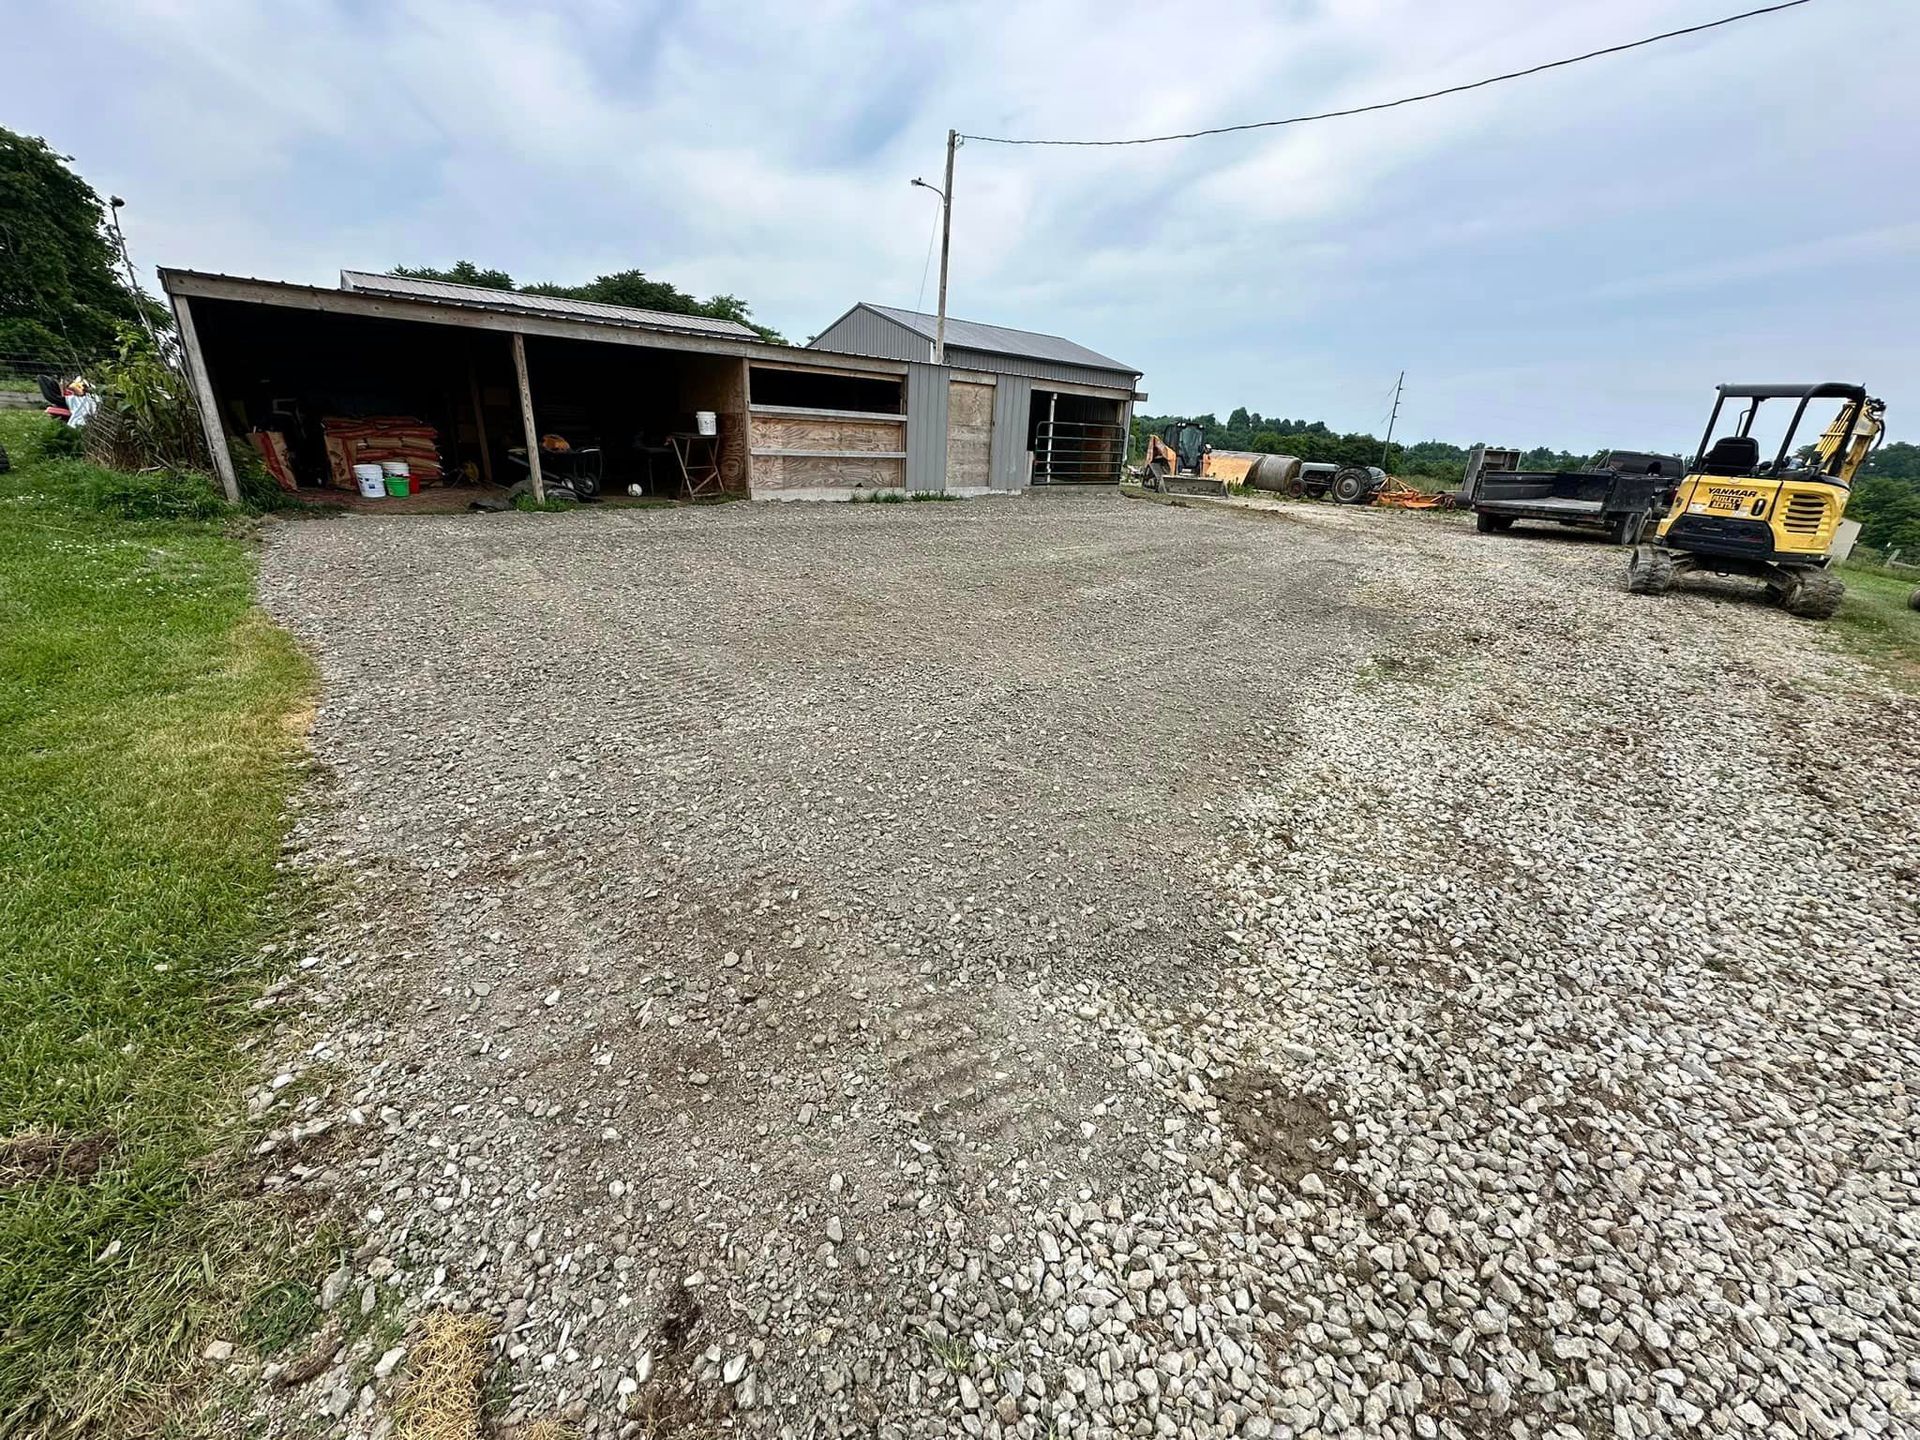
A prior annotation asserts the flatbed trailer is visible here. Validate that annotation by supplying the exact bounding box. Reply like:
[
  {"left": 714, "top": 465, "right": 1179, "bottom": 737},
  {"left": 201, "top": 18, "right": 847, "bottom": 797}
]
[{"left": 1472, "top": 451, "right": 1683, "bottom": 546}]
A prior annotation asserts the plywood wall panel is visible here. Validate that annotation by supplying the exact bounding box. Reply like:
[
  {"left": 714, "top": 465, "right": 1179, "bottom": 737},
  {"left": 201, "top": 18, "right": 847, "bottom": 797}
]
[
  {"left": 751, "top": 454, "right": 905, "bottom": 492},
  {"left": 948, "top": 379, "right": 993, "bottom": 491},
  {"left": 750, "top": 413, "right": 907, "bottom": 454}
]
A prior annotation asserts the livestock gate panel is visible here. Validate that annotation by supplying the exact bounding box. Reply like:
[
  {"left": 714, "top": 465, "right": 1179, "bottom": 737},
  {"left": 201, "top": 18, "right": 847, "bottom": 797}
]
[
  {"left": 905, "top": 362, "right": 950, "bottom": 493},
  {"left": 989, "top": 376, "right": 1033, "bottom": 490},
  {"left": 1031, "top": 391, "right": 1126, "bottom": 485}
]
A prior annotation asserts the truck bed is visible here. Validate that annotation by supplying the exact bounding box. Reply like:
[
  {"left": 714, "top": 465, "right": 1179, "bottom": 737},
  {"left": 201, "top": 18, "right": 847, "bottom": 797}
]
[{"left": 1474, "top": 470, "right": 1661, "bottom": 527}]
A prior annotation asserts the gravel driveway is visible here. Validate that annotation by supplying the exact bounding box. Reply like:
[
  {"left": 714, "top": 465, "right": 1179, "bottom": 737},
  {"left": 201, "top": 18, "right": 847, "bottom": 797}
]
[{"left": 249, "top": 493, "right": 1918, "bottom": 1438}]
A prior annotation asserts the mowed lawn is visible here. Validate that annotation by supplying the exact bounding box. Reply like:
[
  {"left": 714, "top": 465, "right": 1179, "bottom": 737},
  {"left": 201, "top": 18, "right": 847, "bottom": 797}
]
[{"left": 0, "top": 411, "right": 314, "bottom": 1434}]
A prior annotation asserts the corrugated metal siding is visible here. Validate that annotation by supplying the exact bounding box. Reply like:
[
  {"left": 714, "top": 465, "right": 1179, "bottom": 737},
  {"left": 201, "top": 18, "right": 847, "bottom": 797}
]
[
  {"left": 905, "top": 362, "right": 949, "bottom": 492},
  {"left": 862, "top": 303, "right": 1135, "bottom": 373},
  {"left": 810, "top": 308, "right": 931, "bottom": 364},
  {"left": 989, "top": 376, "right": 1033, "bottom": 490},
  {"left": 809, "top": 305, "right": 1137, "bottom": 391},
  {"left": 948, "top": 347, "right": 1136, "bottom": 393}
]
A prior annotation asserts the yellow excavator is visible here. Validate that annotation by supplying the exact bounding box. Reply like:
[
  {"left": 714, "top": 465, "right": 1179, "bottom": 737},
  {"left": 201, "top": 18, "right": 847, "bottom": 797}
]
[{"left": 1627, "top": 383, "right": 1884, "bottom": 618}]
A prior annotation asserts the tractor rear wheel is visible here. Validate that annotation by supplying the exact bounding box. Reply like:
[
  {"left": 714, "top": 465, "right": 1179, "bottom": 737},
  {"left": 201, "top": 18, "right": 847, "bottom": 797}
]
[
  {"left": 1475, "top": 512, "right": 1513, "bottom": 534},
  {"left": 1780, "top": 567, "right": 1844, "bottom": 620},
  {"left": 1331, "top": 467, "right": 1375, "bottom": 505},
  {"left": 1626, "top": 545, "right": 1677, "bottom": 595},
  {"left": 1909, "top": 586, "right": 1920, "bottom": 613}
]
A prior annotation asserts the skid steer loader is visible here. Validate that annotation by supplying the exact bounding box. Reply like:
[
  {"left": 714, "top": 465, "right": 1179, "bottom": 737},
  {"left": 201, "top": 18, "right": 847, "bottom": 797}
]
[
  {"left": 1134, "top": 420, "right": 1387, "bottom": 502},
  {"left": 1627, "top": 383, "right": 1884, "bottom": 619}
]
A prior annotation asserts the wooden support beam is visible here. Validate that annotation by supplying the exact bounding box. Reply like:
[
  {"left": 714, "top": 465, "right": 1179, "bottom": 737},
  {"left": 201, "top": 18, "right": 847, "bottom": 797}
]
[
  {"left": 173, "top": 294, "right": 240, "bottom": 503},
  {"left": 510, "top": 332, "right": 544, "bottom": 503},
  {"left": 739, "top": 357, "right": 754, "bottom": 496}
]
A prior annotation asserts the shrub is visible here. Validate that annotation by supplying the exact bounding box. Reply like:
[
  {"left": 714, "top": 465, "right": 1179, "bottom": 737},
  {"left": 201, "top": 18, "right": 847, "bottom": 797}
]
[
  {"left": 228, "top": 437, "right": 297, "bottom": 512},
  {"left": 82, "top": 467, "right": 230, "bottom": 521},
  {"left": 92, "top": 327, "right": 209, "bottom": 475},
  {"left": 40, "top": 419, "right": 84, "bottom": 458}
]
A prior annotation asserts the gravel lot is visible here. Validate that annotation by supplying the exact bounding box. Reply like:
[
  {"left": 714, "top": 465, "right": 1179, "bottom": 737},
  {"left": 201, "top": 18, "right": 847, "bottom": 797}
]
[{"left": 246, "top": 492, "right": 1918, "bottom": 1438}]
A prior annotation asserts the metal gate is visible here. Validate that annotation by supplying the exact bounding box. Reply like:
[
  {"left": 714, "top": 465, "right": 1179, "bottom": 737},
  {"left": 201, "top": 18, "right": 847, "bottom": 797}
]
[{"left": 1032, "top": 416, "right": 1127, "bottom": 485}]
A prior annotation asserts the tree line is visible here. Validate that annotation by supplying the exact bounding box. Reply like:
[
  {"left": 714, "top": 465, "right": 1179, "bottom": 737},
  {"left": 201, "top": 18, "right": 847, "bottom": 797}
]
[
  {"left": 1129, "top": 407, "right": 1588, "bottom": 484},
  {"left": 1851, "top": 442, "right": 1920, "bottom": 558},
  {"left": 393, "top": 259, "right": 784, "bottom": 344},
  {"left": 1133, "top": 406, "right": 1920, "bottom": 554}
]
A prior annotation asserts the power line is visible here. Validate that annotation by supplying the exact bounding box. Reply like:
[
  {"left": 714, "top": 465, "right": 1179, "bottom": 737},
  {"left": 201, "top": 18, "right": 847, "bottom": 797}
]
[
  {"left": 913, "top": 203, "right": 941, "bottom": 312},
  {"left": 959, "top": 0, "right": 1813, "bottom": 148}
]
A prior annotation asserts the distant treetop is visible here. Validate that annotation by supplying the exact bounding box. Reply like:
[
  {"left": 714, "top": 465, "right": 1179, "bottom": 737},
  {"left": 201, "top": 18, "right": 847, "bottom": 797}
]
[{"left": 391, "top": 260, "right": 784, "bottom": 344}]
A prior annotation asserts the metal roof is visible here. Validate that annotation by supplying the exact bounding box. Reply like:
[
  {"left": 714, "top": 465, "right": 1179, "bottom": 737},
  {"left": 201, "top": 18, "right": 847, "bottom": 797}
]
[
  {"left": 338, "top": 270, "right": 758, "bottom": 339},
  {"left": 858, "top": 303, "right": 1137, "bottom": 376}
]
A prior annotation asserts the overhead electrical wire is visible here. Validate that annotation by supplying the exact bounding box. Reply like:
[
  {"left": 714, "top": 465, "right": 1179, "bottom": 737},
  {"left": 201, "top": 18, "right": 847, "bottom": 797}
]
[
  {"left": 958, "top": 0, "right": 1814, "bottom": 148},
  {"left": 913, "top": 206, "right": 941, "bottom": 312}
]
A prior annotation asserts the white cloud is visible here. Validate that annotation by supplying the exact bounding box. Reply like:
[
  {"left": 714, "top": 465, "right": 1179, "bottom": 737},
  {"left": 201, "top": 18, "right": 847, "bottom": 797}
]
[
  {"left": 1589, "top": 222, "right": 1920, "bottom": 301},
  {"left": 9, "top": 0, "right": 1917, "bottom": 444}
]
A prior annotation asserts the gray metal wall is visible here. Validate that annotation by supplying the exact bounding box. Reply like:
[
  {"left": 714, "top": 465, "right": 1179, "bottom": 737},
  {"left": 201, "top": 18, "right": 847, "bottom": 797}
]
[
  {"left": 810, "top": 307, "right": 930, "bottom": 363},
  {"left": 905, "top": 362, "right": 950, "bottom": 493},
  {"left": 947, "top": 346, "right": 1137, "bottom": 394},
  {"left": 989, "top": 376, "right": 1033, "bottom": 490},
  {"left": 809, "top": 307, "right": 1137, "bottom": 394}
]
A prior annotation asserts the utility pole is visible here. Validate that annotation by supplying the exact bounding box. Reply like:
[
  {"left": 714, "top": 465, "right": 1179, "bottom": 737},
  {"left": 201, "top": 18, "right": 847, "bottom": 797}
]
[
  {"left": 935, "top": 130, "right": 956, "bottom": 365},
  {"left": 1381, "top": 370, "right": 1404, "bottom": 469},
  {"left": 106, "top": 196, "right": 160, "bottom": 349},
  {"left": 910, "top": 128, "right": 959, "bottom": 365}
]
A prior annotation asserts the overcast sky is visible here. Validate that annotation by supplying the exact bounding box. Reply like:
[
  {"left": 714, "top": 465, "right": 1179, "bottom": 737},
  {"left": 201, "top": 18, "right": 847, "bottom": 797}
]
[{"left": 10, "top": 0, "right": 1917, "bottom": 450}]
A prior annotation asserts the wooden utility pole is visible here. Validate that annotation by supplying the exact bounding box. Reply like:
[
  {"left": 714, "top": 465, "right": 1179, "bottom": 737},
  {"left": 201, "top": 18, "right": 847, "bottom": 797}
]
[
  {"left": 1381, "top": 371, "right": 1404, "bottom": 468},
  {"left": 935, "top": 130, "right": 956, "bottom": 365}
]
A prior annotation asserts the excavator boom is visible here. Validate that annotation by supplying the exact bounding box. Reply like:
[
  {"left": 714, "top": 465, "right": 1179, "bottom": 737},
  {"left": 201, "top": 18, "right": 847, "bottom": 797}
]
[{"left": 1816, "top": 396, "right": 1885, "bottom": 484}]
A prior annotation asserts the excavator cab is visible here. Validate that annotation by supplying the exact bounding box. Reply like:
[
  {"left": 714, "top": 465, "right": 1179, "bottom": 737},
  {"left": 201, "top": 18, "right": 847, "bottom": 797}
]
[{"left": 1627, "top": 383, "right": 1884, "bottom": 619}]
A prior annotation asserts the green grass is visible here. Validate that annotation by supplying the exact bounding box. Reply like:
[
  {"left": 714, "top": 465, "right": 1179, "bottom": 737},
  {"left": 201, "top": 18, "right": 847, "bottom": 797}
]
[
  {"left": 0, "top": 411, "right": 322, "bottom": 1435},
  {"left": 1832, "top": 561, "right": 1920, "bottom": 686},
  {"left": 910, "top": 1326, "right": 975, "bottom": 1373}
]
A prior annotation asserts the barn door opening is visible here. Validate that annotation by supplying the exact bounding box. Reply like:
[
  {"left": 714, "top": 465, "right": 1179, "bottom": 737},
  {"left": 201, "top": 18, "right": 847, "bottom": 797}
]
[{"left": 1029, "top": 390, "right": 1126, "bottom": 485}]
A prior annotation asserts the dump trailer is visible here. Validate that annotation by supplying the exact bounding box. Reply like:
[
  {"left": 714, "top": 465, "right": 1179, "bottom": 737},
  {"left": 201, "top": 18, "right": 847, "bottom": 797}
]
[{"left": 1472, "top": 451, "right": 1684, "bottom": 545}]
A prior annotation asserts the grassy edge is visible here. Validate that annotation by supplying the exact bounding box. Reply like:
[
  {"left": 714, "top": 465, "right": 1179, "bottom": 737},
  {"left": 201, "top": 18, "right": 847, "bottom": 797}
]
[
  {"left": 0, "top": 410, "right": 330, "bottom": 1435},
  {"left": 1829, "top": 562, "right": 1920, "bottom": 689}
]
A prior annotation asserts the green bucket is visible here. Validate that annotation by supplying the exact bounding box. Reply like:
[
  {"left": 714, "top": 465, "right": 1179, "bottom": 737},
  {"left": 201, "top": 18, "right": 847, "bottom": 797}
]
[{"left": 384, "top": 476, "right": 409, "bottom": 497}]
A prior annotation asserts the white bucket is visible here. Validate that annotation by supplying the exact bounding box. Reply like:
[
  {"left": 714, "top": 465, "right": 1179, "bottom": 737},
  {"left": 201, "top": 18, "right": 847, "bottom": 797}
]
[
  {"left": 353, "top": 463, "right": 386, "bottom": 499},
  {"left": 380, "top": 461, "right": 410, "bottom": 478},
  {"left": 694, "top": 410, "right": 717, "bottom": 436}
]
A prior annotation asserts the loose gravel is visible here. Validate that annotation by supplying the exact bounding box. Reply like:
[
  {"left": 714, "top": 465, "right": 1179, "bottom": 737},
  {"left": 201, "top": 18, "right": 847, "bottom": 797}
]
[{"left": 237, "top": 494, "right": 1918, "bottom": 1438}]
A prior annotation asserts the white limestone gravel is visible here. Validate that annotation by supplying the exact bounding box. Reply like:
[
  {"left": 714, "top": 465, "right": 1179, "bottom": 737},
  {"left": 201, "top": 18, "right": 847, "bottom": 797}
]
[{"left": 236, "top": 494, "right": 1918, "bottom": 1438}]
